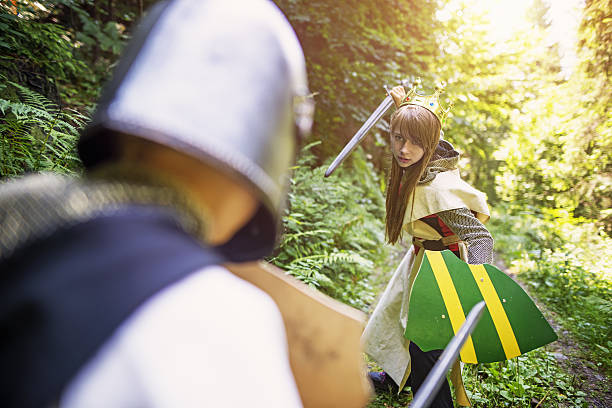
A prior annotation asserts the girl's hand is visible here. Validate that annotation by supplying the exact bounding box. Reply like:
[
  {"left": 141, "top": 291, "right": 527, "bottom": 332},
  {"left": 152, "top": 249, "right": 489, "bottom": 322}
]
[{"left": 390, "top": 86, "right": 406, "bottom": 108}]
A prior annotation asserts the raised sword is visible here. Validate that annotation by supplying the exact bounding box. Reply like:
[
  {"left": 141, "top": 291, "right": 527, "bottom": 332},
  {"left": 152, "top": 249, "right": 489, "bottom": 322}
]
[{"left": 324, "top": 86, "right": 395, "bottom": 177}]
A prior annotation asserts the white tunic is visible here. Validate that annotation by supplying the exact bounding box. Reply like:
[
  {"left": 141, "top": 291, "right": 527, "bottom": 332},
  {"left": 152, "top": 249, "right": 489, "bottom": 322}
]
[
  {"left": 362, "top": 169, "right": 490, "bottom": 406},
  {"left": 60, "top": 266, "right": 303, "bottom": 407}
]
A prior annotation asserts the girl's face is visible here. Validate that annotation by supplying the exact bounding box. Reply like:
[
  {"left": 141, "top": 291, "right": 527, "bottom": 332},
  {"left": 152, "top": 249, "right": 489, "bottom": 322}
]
[{"left": 390, "top": 130, "right": 425, "bottom": 168}]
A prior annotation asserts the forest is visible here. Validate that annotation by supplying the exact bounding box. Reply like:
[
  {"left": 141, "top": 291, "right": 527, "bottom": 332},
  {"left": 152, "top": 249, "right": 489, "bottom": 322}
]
[{"left": 0, "top": 0, "right": 610, "bottom": 407}]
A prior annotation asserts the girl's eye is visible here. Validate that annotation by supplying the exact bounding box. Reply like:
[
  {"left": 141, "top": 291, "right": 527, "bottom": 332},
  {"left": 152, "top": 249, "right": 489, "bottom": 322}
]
[
  {"left": 407, "top": 138, "right": 422, "bottom": 147},
  {"left": 394, "top": 135, "right": 403, "bottom": 141}
]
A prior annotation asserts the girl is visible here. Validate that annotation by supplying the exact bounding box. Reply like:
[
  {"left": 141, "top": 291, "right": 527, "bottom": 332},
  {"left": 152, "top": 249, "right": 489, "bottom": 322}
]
[{"left": 363, "top": 84, "right": 493, "bottom": 408}]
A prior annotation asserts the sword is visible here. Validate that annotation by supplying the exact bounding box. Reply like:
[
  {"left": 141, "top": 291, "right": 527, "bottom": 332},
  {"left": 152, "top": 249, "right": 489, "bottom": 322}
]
[
  {"left": 324, "top": 86, "right": 395, "bottom": 177},
  {"left": 409, "top": 301, "right": 486, "bottom": 408}
]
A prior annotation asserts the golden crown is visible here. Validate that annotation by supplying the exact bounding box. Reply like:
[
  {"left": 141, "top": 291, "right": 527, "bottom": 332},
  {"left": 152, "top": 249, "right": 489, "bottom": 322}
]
[{"left": 398, "top": 79, "right": 453, "bottom": 125}]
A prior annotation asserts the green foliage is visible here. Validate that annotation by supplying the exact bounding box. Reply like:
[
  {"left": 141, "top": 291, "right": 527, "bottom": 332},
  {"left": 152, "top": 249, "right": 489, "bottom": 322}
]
[
  {"left": 273, "top": 0, "right": 442, "bottom": 167},
  {"left": 495, "top": 68, "right": 611, "bottom": 234},
  {"left": 493, "top": 0, "right": 611, "bottom": 233},
  {"left": 366, "top": 348, "right": 587, "bottom": 408},
  {"left": 434, "top": 0, "right": 568, "bottom": 204},
  {"left": 0, "top": 1, "right": 158, "bottom": 178},
  {"left": 489, "top": 204, "right": 612, "bottom": 378},
  {"left": 522, "top": 249, "right": 612, "bottom": 374},
  {"left": 463, "top": 349, "right": 588, "bottom": 407},
  {"left": 367, "top": 387, "right": 412, "bottom": 408},
  {"left": 0, "top": 1, "right": 134, "bottom": 107},
  {"left": 270, "top": 142, "right": 389, "bottom": 311},
  {"left": 433, "top": 1, "right": 517, "bottom": 202},
  {"left": 0, "top": 79, "right": 86, "bottom": 177},
  {"left": 0, "top": 5, "right": 85, "bottom": 101},
  {"left": 579, "top": 0, "right": 612, "bottom": 81}
]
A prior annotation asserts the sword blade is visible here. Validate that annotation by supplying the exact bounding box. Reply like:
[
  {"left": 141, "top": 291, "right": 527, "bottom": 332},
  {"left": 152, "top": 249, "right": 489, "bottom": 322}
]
[
  {"left": 324, "top": 95, "right": 394, "bottom": 177},
  {"left": 409, "top": 301, "right": 487, "bottom": 408}
]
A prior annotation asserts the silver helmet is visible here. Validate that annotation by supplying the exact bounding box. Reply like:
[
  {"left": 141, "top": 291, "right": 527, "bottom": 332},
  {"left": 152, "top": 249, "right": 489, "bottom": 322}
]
[{"left": 78, "top": 0, "right": 314, "bottom": 260}]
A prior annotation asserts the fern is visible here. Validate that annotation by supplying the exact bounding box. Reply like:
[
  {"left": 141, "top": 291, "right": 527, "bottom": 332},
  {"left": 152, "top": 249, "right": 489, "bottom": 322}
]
[
  {"left": 0, "top": 79, "right": 86, "bottom": 177},
  {"left": 289, "top": 252, "right": 373, "bottom": 268},
  {"left": 270, "top": 142, "right": 389, "bottom": 310}
]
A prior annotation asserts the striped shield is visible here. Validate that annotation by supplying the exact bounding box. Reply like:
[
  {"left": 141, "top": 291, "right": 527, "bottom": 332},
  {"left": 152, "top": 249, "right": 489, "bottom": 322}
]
[{"left": 405, "top": 250, "right": 557, "bottom": 364}]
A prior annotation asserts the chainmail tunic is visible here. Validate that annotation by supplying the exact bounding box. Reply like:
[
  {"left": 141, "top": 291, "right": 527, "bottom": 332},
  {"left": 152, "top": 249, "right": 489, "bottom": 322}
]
[
  {"left": 0, "top": 167, "right": 209, "bottom": 262},
  {"left": 417, "top": 140, "right": 493, "bottom": 264}
]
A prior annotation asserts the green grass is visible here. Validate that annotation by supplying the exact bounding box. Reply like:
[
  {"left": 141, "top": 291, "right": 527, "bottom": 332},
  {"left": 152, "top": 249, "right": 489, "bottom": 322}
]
[
  {"left": 270, "top": 143, "right": 389, "bottom": 311},
  {"left": 365, "top": 348, "right": 589, "bottom": 407},
  {"left": 489, "top": 205, "right": 612, "bottom": 378},
  {"left": 463, "top": 348, "right": 588, "bottom": 407},
  {"left": 368, "top": 389, "right": 413, "bottom": 407}
]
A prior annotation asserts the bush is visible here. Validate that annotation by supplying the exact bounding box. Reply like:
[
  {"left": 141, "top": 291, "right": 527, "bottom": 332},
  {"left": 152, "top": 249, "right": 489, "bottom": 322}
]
[
  {"left": 270, "top": 142, "right": 389, "bottom": 311},
  {"left": 464, "top": 349, "right": 589, "bottom": 407},
  {"left": 489, "top": 204, "right": 612, "bottom": 377}
]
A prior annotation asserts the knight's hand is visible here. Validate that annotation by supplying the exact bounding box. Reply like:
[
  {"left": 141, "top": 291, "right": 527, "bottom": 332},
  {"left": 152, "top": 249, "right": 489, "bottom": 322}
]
[{"left": 390, "top": 86, "right": 406, "bottom": 108}]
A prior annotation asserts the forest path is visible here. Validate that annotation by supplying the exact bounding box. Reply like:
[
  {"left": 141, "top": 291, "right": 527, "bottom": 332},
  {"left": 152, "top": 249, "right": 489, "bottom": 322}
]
[{"left": 496, "top": 258, "right": 612, "bottom": 408}]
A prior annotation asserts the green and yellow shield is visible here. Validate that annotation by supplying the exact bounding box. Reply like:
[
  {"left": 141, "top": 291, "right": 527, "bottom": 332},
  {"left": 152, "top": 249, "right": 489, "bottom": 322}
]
[{"left": 405, "top": 250, "right": 557, "bottom": 364}]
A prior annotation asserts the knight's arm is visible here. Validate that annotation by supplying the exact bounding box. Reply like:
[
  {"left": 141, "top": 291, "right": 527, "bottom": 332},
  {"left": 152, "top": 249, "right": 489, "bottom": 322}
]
[{"left": 437, "top": 208, "right": 494, "bottom": 264}]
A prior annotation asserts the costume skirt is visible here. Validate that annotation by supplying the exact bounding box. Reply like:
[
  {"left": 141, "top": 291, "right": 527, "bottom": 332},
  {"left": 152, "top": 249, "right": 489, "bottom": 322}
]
[{"left": 362, "top": 246, "right": 470, "bottom": 406}]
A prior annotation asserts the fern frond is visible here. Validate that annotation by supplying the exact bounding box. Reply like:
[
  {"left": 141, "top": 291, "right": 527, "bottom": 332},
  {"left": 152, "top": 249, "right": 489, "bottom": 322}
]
[
  {"left": 289, "top": 251, "right": 373, "bottom": 269},
  {"left": 0, "top": 81, "right": 87, "bottom": 176},
  {"left": 11, "top": 81, "right": 58, "bottom": 114}
]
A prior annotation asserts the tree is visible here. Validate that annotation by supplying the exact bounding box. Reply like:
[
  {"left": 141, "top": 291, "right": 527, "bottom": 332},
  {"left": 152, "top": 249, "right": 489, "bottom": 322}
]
[
  {"left": 0, "top": 1, "right": 157, "bottom": 177},
  {"left": 273, "top": 0, "right": 444, "bottom": 169},
  {"left": 495, "top": 0, "right": 611, "bottom": 233}
]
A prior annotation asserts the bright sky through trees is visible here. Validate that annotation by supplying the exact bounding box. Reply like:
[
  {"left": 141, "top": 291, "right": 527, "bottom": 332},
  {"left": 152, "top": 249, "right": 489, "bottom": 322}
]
[
  {"left": 439, "top": 0, "right": 583, "bottom": 75},
  {"left": 546, "top": 0, "right": 583, "bottom": 74}
]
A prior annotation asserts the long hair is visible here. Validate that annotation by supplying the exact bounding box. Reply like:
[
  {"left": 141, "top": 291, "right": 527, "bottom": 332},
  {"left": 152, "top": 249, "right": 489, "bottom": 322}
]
[{"left": 385, "top": 105, "right": 441, "bottom": 244}]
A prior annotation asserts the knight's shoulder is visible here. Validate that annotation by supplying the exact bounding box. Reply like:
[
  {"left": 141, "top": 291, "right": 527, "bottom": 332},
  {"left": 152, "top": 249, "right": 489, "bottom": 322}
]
[{"left": 0, "top": 172, "right": 73, "bottom": 197}]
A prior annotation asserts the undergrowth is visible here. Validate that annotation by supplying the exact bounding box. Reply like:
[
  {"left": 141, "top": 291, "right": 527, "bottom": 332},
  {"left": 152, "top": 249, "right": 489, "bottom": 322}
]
[
  {"left": 0, "top": 78, "right": 87, "bottom": 177},
  {"left": 489, "top": 204, "right": 612, "bottom": 378},
  {"left": 269, "top": 142, "right": 389, "bottom": 311},
  {"left": 367, "top": 347, "right": 588, "bottom": 408},
  {"left": 366, "top": 329, "right": 591, "bottom": 406},
  {"left": 463, "top": 349, "right": 588, "bottom": 407}
]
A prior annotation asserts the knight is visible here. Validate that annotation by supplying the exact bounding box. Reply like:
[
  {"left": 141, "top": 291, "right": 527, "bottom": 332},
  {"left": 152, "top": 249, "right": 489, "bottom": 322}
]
[{"left": 0, "top": 0, "right": 314, "bottom": 406}]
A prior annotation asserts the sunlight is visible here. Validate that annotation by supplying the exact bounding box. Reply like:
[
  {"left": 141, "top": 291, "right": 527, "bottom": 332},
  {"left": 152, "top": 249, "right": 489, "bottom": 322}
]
[
  {"left": 547, "top": 0, "right": 583, "bottom": 73},
  {"left": 485, "top": 0, "right": 533, "bottom": 42},
  {"left": 439, "top": 0, "right": 583, "bottom": 74}
]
